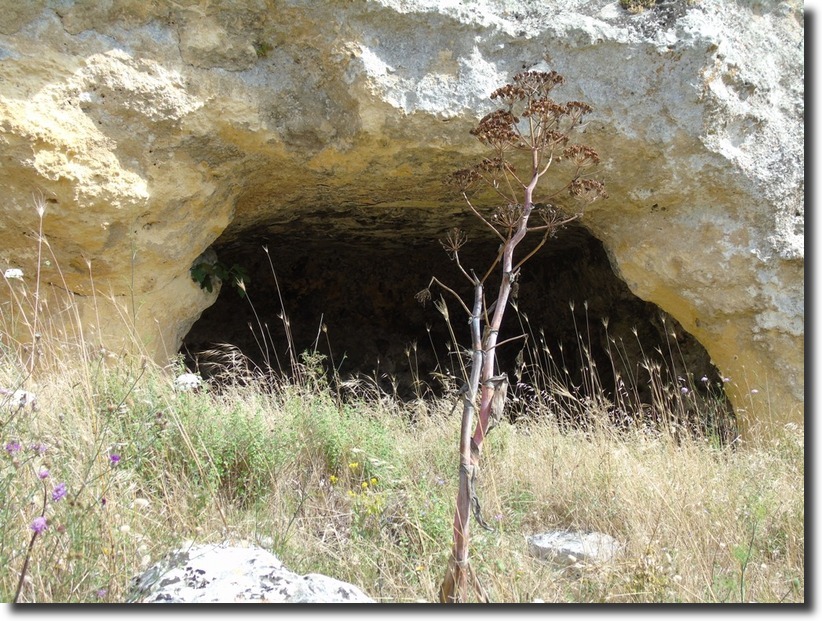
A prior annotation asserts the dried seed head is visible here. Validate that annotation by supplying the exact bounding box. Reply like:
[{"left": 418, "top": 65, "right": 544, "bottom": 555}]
[
  {"left": 434, "top": 298, "right": 450, "bottom": 320},
  {"left": 440, "top": 227, "right": 468, "bottom": 258},
  {"left": 563, "top": 144, "right": 600, "bottom": 168},
  {"left": 522, "top": 97, "right": 567, "bottom": 121},
  {"left": 569, "top": 178, "right": 608, "bottom": 203},
  {"left": 543, "top": 130, "right": 570, "bottom": 149},
  {"left": 512, "top": 70, "right": 566, "bottom": 96},
  {"left": 447, "top": 167, "right": 481, "bottom": 192},
  {"left": 470, "top": 109, "right": 519, "bottom": 150},
  {"left": 415, "top": 288, "right": 432, "bottom": 306},
  {"left": 475, "top": 157, "right": 513, "bottom": 174},
  {"left": 490, "top": 83, "right": 528, "bottom": 105},
  {"left": 565, "top": 101, "right": 593, "bottom": 123},
  {"left": 451, "top": 71, "right": 606, "bottom": 233},
  {"left": 536, "top": 203, "right": 571, "bottom": 234},
  {"left": 492, "top": 203, "right": 523, "bottom": 230}
]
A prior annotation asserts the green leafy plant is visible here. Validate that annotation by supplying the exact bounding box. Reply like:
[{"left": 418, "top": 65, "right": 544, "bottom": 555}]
[
  {"left": 420, "top": 69, "right": 607, "bottom": 603},
  {"left": 190, "top": 260, "right": 249, "bottom": 298}
]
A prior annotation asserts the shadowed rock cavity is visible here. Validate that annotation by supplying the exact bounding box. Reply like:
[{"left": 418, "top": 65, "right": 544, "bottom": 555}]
[{"left": 182, "top": 213, "right": 734, "bottom": 436}]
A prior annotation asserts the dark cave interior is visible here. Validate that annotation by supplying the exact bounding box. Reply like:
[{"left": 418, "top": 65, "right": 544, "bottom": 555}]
[{"left": 182, "top": 215, "right": 732, "bottom": 434}]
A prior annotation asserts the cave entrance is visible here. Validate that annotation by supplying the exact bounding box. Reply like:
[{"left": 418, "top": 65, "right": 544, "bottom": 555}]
[{"left": 182, "top": 214, "right": 733, "bottom": 438}]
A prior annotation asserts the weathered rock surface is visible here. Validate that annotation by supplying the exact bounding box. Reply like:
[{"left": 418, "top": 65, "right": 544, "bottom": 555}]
[
  {"left": 130, "top": 542, "right": 374, "bottom": 603},
  {"left": 0, "top": 1, "right": 803, "bottom": 435},
  {"left": 527, "top": 530, "right": 622, "bottom": 568}
]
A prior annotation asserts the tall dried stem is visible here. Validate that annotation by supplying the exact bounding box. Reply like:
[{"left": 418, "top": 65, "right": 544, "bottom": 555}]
[{"left": 426, "top": 70, "right": 607, "bottom": 603}]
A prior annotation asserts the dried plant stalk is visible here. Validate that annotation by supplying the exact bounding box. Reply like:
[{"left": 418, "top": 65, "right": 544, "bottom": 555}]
[{"left": 429, "top": 69, "right": 607, "bottom": 603}]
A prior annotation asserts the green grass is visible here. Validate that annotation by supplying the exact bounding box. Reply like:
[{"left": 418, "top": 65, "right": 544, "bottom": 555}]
[{"left": 0, "top": 350, "right": 804, "bottom": 603}]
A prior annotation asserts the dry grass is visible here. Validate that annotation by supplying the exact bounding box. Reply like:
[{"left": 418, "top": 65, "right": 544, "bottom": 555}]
[
  {"left": 0, "top": 348, "right": 804, "bottom": 603},
  {"left": 0, "top": 217, "right": 804, "bottom": 604}
]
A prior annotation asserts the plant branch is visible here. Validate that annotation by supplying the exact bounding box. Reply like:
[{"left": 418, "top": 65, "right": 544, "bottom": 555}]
[
  {"left": 480, "top": 245, "right": 505, "bottom": 286},
  {"left": 486, "top": 332, "right": 527, "bottom": 352},
  {"left": 463, "top": 194, "right": 505, "bottom": 242},
  {"left": 423, "top": 276, "right": 472, "bottom": 317}
]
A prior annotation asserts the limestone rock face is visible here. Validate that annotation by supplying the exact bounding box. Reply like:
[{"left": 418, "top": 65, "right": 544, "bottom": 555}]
[
  {"left": 129, "top": 542, "right": 374, "bottom": 603},
  {"left": 0, "top": 1, "right": 803, "bottom": 435}
]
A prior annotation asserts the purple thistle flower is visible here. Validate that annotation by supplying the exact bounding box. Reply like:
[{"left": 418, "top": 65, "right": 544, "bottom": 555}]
[
  {"left": 38, "top": 468, "right": 50, "bottom": 480},
  {"left": 109, "top": 454, "right": 121, "bottom": 466},
  {"left": 29, "top": 442, "right": 47, "bottom": 454},
  {"left": 4, "top": 441, "right": 21, "bottom": 454},
  {"left": 52, "top": 482, "right": 67, "bottom": 502},
  {"left": 31, "top": 516, "right": 47, "bottom": 534}
]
